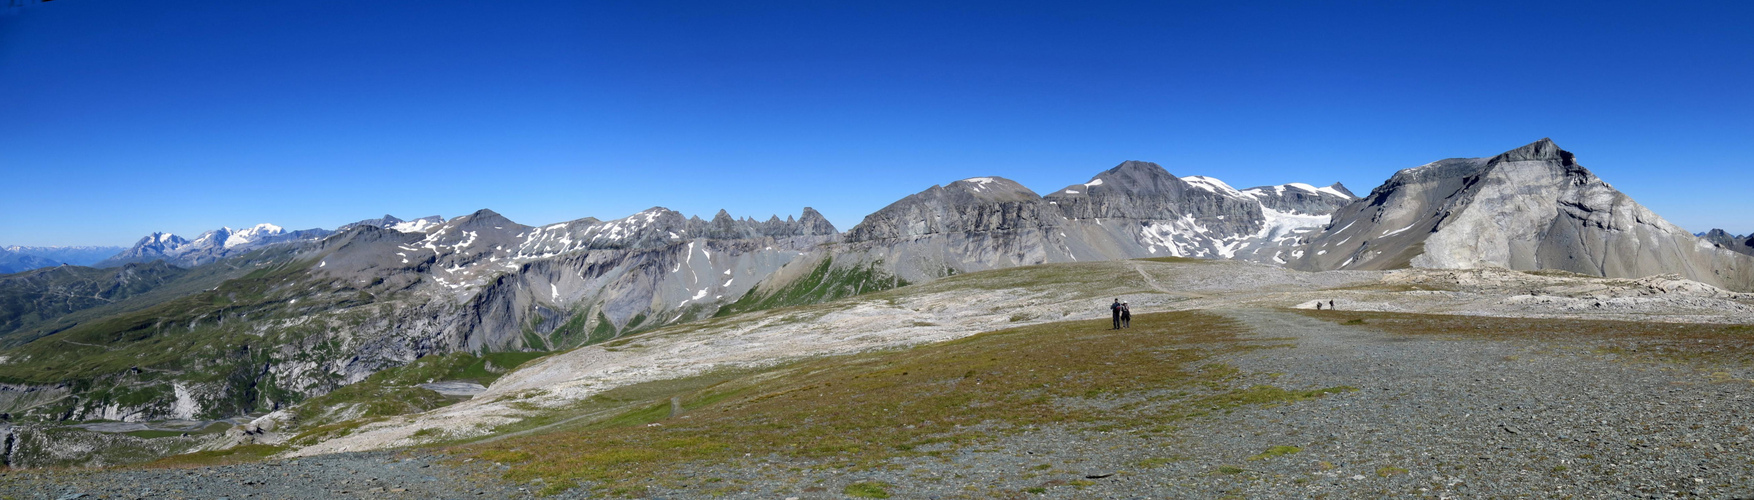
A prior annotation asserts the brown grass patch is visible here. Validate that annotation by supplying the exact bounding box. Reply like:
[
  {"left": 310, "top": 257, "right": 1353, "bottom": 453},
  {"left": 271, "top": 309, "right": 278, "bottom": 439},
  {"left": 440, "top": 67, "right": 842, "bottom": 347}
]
[
  {"left": 1298, "top": 310, "right": 1754, "bottom": 367},
  {"left": 460, "top": 311, "right": 1347, "bottom": 495}
]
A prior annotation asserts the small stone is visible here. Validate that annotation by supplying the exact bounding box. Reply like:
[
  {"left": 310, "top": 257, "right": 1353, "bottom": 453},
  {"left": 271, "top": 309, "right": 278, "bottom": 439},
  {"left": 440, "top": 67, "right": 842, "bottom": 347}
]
[{"left": 1351, "top": 474, "right": 1365, "bottom": 480}]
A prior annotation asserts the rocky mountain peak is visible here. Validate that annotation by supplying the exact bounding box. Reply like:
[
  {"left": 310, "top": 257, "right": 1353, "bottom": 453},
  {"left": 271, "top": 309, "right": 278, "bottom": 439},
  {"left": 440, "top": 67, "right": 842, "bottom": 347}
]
[
  {"left": 945, "top": 177, "right": 1040, "bottom": 203},
  {"left": 1326, "top": 182, "right": 1355, "bottom": 197},
  {"left": 452, "top": 209, "right": 520, "bottom": 233},
  {"left": 1700, "top": 229, "right": 1754, "bottom": 257},
  {"left": 845, "top": 177, "right": 1060, "bottom": 243},
  {"left": 1087, "top": 160, "right": 1187, "bottom": 197},
  {"left": 1290, "top": 139, "right": 1754, "bottom": 291},
  {"left": 796, "top": 207, "right": 837, "bottom": 236},
  {"left": 1494, "top": 137, "right": 1575, "bottom": 165},
  {"left": 337, "top": 215, "right": 405, "bottom": 233}
]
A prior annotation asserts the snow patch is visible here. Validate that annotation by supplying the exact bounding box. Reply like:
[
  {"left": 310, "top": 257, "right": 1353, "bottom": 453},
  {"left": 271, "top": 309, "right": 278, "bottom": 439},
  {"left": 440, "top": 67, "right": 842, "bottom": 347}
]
[
  {"left": 1380, "top": 222, "right": 1419, "bottom": 237},
  {"left": 389, "top": 218, "right": 439, "bottom": 233},
  {"left": 1180, "top": 176, "right": 1245, "bottom": 197}
]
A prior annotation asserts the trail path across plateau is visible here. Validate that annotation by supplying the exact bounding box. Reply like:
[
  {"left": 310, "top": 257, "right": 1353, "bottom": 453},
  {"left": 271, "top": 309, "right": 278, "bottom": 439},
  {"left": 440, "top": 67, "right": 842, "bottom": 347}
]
[
  {"left": 6, "top": 307, "right": 1754, "bottom": 498},
  {"left": 1161, "top": 308, "right": 1754, "bottom": 499}
]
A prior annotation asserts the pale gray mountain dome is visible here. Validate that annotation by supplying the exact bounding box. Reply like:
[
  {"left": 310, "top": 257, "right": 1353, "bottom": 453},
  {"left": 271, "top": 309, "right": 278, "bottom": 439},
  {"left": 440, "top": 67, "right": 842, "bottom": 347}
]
[{"left": 1288, "top": 138, "right": 1754, "bottom": 292}]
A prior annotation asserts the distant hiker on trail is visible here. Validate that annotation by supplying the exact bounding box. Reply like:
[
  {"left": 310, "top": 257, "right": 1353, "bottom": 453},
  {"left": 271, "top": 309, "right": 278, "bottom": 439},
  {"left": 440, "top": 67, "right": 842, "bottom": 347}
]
[
  {"left": 1121, "top": 302, "right": 1132, "bottom": 328},
  {"left": 1110, "top": 299, "right": 1122, "bottom": 329},
  {"left": 1329, "top": 300, "right": 1336, "bottom": 310}
]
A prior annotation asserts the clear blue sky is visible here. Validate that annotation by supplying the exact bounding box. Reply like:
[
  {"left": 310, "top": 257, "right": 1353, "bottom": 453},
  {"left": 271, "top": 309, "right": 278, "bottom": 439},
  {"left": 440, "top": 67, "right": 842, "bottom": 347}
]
[{"left": 3, "top": 0, "right": 1750, "bottom": 246}]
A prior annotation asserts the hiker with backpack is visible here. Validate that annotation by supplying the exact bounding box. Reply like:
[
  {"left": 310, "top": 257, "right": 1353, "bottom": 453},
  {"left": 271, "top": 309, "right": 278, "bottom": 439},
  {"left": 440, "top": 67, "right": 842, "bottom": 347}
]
[
  {"left": 1121, "top": 302, "right": 1131, "bottom": 328},
  {"left": 1110, "top": 298, "right": 1122, "bottom": 329}
]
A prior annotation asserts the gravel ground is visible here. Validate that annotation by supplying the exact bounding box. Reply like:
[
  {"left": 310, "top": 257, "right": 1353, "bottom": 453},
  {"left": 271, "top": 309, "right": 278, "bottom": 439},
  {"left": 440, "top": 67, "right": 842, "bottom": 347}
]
[
  {"left": 0, "top": 450, "right": 535, "bottom": 499},
  {"left": 8, "top": 307, "right": 1753, "bottom": 499},
  {"left": 569, "top": 308, "right": 1754, "bottom": 499}
]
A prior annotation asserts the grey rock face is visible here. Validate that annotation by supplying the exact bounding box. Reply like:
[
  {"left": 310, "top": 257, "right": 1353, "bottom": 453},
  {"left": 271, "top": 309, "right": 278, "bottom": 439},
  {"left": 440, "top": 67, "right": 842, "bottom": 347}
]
[
  {"left": 1290, "top": 139, "right": 1754, "bottom": 292},
  {"left": 846, "top": 177, "right": 1060, "bottom": 243}
]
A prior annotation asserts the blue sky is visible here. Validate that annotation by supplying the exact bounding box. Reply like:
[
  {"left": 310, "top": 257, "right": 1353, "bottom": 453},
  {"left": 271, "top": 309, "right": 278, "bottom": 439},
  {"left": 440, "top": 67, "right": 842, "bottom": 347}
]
[{"left": 2, "top": 0, "right": 1750, "bottom": 246}]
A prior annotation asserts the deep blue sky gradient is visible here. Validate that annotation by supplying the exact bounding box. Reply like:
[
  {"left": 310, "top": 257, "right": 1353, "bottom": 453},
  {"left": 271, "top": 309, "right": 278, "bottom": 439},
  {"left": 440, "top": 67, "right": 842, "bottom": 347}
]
[{"left": 3, "top": 0, "right": 1751, "bottom": 246}]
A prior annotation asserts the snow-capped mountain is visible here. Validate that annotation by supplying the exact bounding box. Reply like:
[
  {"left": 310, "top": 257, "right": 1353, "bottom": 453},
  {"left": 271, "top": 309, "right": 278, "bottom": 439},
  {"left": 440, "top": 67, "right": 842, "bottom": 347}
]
[
  {"left": 336, "top": 214, "right": 447, "bottom": 234},
  {"left": 833, "top": 162, "right": 1355, "bottom": 282},
  {"left": 97, "top": 223, "right": 333, "bottom": 268}
]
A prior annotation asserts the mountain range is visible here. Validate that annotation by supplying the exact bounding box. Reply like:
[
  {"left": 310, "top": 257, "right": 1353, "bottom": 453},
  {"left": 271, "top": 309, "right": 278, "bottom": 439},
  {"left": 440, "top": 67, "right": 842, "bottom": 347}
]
[
  {"left": 0, "top": 138, "right": 1747, "bottom": 432},
  {"left": 0, "top": 246, "right": 127, "bottom": 274}
]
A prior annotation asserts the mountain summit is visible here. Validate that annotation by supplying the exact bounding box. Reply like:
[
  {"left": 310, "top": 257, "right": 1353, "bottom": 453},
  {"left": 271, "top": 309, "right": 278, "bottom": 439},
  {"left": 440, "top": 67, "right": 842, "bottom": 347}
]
[{"left": 1289, "top": 139, "right": 1754, "bottom": 291}]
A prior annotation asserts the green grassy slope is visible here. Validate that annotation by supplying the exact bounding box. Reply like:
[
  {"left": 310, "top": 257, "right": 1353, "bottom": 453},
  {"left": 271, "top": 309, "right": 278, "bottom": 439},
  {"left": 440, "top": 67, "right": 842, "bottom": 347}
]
[
  {"left": 0, "top": 246, "right": 302, "bottom": 347},
  {"left": 0, "top": 252, "right": 408, "bottom": 419},
  {"left": 715, "top": 257, "right": 908, "bottom": 317}
]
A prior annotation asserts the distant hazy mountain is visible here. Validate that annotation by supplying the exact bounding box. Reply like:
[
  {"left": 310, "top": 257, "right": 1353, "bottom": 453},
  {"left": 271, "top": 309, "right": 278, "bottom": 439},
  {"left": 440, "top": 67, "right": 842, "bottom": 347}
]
[
  {"left": 0, "top": 250, "right": 61, "bottom": 275},
  {"left": 1, "top": 246, "right": 128, "bottom": 268},
  {"left": 1288, "top": 138, "right": 1754, "bottom": 291}
]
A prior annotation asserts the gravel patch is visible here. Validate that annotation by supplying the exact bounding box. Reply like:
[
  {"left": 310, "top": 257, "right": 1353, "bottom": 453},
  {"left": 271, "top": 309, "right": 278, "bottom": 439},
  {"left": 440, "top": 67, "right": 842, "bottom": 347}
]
[
  {"left": 0, "top": 450, "right": 533, "bottom": 499},
  {"left": 525, "top": 308, "right": 1754, "bottom": 498}
]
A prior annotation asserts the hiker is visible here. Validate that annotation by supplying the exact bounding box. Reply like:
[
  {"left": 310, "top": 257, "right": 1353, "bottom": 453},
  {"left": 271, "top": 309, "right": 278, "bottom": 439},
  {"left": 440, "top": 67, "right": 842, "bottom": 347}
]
[
  {"left": 1121, "top": 302, "right": 1131, "bottom": 328},
  {"left": 1110, "top": 298, "right": 1122, "bottom": 329},
  {"left": 1316, "top": 301, "right": 1323, "bottom": 310},
  {"left": 1329, "top": 299, "right": 1335, "bottom": 310}
]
